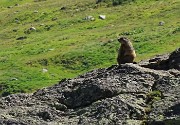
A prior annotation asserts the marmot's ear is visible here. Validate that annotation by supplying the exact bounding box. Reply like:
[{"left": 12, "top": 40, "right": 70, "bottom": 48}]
[{"left": 117, "top": 37, "right": 121, "bottom": 42}]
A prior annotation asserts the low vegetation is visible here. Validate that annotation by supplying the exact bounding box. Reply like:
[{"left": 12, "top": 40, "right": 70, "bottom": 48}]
[
  {"left": 0, "top": 0, "right": 179, "bottom": 96},
  {"left": 96, "top": 0, "right": 135, "bottom": 6}
]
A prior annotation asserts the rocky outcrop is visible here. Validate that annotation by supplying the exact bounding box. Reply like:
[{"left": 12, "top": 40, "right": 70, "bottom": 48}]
[
  {"left": 139, "top": 48, "right": 180, "bottom": 70},
  {"left": 0, "top": 48, "right": 179, "bottom": 125}
]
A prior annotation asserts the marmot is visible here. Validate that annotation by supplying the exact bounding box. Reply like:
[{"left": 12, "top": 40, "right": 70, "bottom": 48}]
[{"left": 117, "top": 37, "right": 136, "bottom": 65}]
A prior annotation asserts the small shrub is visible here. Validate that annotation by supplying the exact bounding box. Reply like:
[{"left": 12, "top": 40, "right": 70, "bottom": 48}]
[
  {"left": 96, "top": 0, "right": 135, "bottom": 6},
  {"left": 38, "top": 59, "right": 49, "bottom": 66},
  {"left": 96, "top": 0, "right": 109, "bottom": 4},
  {"left": 172, "top": 27, "right": 180, "bottom": 34},
  {"left": 146, "top": 90, "right": 163, "bottom": 105},
  {"left": 121, "top": 28, "right": 144, "bottom": 36}
]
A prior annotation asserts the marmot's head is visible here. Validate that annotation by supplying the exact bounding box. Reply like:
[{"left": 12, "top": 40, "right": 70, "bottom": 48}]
[{"left": 118, "top": 37, "right": 129, "bottom": 44}]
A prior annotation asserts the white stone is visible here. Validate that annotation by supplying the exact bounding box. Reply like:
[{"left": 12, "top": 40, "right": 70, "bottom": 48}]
[
  {"left": 42, "top": 68, "right": 48, "bottom": 73},
  {"left": 29, "top": 27, "right": 36, "bottom": 31},
  {"left": 99, "top": 15, "right": 106, "bottom": 20},
  {"left": 34, "top": 10, "right": 38, "bottom": 13},
  {"left": 84, "top": 16, "right": 95, "bottom": 21}
]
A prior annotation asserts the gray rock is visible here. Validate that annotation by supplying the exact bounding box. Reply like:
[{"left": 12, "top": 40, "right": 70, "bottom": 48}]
[
  {"left": 7, "top": 6, "right": 13, "bottom": 9},
  {"left": 60, "top": 6, "right": 66, "bottom": 10},
  {"left": 84, "top": 16, "right": 95, "bottom": 21},
  {"left": 34, "top": 10, "right": 38, "bottom": 13},
  {"left": 16, "top": 36, "right": 27, "bottom": 40},
  {"left": 15, "top": 18, "right": 20, "bottom": 24},
  {"left": 169, "top": 48, "right": 180, "bottom": 70},
  {"left": 159, "top": 21, "right": 165, "bottom": 26},
  {"left": 52, "top": 17, "right": 58, "bottom": 21},
  {"left": 24, "top": 27, "right": 36, "bottom": 34},
  {"left": 139, "top": 48, "right": 180, "bottom": 70},
  {"left": 0, "top": 49, "right": 179, "bottom": 125}
]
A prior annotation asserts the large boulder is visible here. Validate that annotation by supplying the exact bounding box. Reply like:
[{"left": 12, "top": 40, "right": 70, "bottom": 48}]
[
  {"left": 139, "top": 48, "right": 180, "bottom": 70},
  {"left": 0, "top": 48, "right": 179, "bottom": 125}
]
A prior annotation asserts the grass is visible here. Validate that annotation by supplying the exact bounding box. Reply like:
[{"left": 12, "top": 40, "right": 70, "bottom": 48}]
[{"left": 0, "top": 0, "right": 180, "bottom": 96}]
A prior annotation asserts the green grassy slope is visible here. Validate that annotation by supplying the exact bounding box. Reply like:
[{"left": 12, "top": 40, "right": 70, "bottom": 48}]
[{"left": 0, "top": 0, "right": 179, "bottom": 96}]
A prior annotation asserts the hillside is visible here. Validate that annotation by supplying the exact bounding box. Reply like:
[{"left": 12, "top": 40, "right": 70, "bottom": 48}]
[
  {"left": 0, "top": 48, "right": 179, "bottom": 125},
  {"left": 0, "top": 0, "right": 180, "bottom": 95}
]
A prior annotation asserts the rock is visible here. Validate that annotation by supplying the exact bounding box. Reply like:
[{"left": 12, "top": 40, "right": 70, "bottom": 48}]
[
  {"left": 99, "top": 15, "right": 106, "bottom": 20},
  {"left": 60, "top": 6, "right": 66, "bottom": 10},
  {"left": 14, "top": 11, "right": 19, "bottom": 14},
  {"left": 34, "top": 10, "right": 38, "bottom": 13},
  {"left": 48, "top": 48, "right": 54, "bottom": 51},
  {"left": 50, "top": 102, "right": 67, "bottom": 111},
  {"left": 0, "top": 49, "right": 179, "bottom": 125},
  {"left": 16, "top": 36, "right": 27, "bottom": 40},
  {"left": 13, "top": 29, "right": 18, "bottom": 32},
  {"left": 84, "top": 16, "right": 95, "bottom": 21},
  {"left": 7, "top": 6, "right": 13, "bottom": 9},
  {"left": 52, "top": 17, "right": 57, "bottom": 21},
  {"left": 10, "top": 78, "right": 18, "bottom": 81},
  {"left": 148, "top": 76, "right": 180, "bottom": 124},
  {"left": 168, "top": 48, "right": 180, "bottom": 70},
  {"left": 29, "top": 27, "right": 36, "bottom": 31},
  {"left": 42, "top": 68, "right": 48, "bottom": 73},
  {"left": 24, "top": 27, "right": 36, "bottom": 34},
  {"left": 75, "top": 9, "right": 79, "bottom": 12},
  {"left": 14, "top": 18, "right": 20, "bottom": 24},
  {"left": 159, "top": 21, "right": 165, "bottom": 26},
  {"left": 139, "top": 48, "right": 180, "bottom": 70},
  {"left": 40, "top": 24, "right": 45, "bottom": 26},
  {"left": 14, "top": 4, "right": 19, "bottom": 6}
]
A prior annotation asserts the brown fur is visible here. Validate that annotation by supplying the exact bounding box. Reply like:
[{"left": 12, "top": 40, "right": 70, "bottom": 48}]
[{"left": 117, "top": 37, "right": 136, "bottom": 65}]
